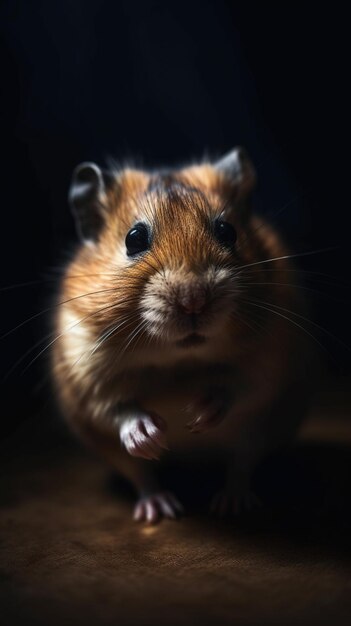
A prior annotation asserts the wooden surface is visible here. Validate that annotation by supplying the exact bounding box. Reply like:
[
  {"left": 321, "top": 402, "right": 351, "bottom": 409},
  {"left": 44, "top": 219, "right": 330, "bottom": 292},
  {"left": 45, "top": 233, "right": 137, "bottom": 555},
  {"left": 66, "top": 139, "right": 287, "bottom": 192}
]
[{"left": 1, "top": 378, "right": 351, "bottom": 626}]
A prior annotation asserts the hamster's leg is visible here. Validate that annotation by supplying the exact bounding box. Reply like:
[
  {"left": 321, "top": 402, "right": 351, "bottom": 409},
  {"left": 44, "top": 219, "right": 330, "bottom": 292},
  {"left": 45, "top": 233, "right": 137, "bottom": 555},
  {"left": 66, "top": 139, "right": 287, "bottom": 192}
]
[
  {"left": 185, "top": 388, "right": 264, "bottom": 515},
  {"left": 77, "top": 413, "right": 183, "bottom": 524},
  {"left": 186, "top": 390, "right": 258, "bottom": 514},
  {"left": 118, "top": 410, "right": 184, "bottom": 522},
  {"left": 116, "top": 450, "right": 184, "bottom": 524},
  {"left": 210, "top": 448, "right": 262, "bottom": 517},
  {"left": 210, "top": 390, "right": 309, "bottom": 516}
]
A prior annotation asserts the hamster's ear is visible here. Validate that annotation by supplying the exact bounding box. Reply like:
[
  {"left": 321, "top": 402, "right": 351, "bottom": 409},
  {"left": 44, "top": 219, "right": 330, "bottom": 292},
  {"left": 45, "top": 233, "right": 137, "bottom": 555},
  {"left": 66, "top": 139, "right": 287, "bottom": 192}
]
[
  {"left": 69, "top": 162, "right": 114, "bottom": 242},
  {"left": 214, "top": 147, "right": 256, "bottom": 200}
]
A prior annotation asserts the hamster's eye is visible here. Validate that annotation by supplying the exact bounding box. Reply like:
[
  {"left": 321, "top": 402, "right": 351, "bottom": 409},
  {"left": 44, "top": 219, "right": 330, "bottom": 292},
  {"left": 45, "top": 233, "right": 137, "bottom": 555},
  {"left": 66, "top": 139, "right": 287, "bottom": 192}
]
[
  {"left": 213, "top": 219, "right": 237, "bottom": 249},
  {"left": 125, "top": 223, "right": 150, "bottom": 256}
]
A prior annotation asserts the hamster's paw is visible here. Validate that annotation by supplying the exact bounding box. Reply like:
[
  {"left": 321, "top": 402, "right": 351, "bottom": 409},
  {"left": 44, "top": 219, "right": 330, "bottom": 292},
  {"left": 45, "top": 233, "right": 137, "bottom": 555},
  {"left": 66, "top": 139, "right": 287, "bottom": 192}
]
[
  {"left": 186, "top": 391, "right": 228, "bottom": 433},
  {"left": 210, "top": 488, "right": 261, "bottom": 517},
  {"left": 120, "top": 413, "right": 168, "bottom": 460},
  {"left": 133, "top": 492, "right": 184, "bottom": 524}
]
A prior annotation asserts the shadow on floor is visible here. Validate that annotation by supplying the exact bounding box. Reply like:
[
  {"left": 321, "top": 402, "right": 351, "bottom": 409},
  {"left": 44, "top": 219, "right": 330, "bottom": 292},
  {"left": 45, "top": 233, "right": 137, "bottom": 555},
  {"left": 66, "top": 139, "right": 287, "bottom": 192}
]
[
  {"left": 107, "top": 441, "right": 351, "bottom": 560},
  {"left": 1, "top": 422, "right": 351, "bottom": 626}
]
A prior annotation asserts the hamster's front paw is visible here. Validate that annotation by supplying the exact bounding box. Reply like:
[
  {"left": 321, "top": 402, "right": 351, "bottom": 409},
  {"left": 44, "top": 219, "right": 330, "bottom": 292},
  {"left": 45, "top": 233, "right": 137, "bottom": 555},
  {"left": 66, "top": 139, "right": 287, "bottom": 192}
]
[
  {"left": 186, "top": 390, "right": 229, "bottom": 433},
  {"left": 120, "top": 413, "right": 168, "bottom": 460}
]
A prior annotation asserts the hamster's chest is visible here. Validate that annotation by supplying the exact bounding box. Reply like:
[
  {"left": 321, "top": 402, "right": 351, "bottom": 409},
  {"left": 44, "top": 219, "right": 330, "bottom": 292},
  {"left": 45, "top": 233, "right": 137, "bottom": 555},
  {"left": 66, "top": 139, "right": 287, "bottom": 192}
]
[
  {"left": 117, "top": 361, "right": 235, "bottom": 402},
  {"left": 110, "top": 361, "right": 244, "bottom": 447}
]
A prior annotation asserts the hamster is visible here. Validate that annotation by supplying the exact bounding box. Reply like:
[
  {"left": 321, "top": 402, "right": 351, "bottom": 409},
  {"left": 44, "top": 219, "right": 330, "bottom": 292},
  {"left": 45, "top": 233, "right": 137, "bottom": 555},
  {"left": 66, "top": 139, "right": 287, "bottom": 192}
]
[{"left": 52, "top": 148, "right": 314, "bottom": 523}]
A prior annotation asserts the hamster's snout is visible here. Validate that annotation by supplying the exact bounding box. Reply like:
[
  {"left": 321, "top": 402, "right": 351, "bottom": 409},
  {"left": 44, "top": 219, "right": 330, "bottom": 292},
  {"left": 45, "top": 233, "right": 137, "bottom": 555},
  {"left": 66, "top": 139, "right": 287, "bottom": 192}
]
[
  {"left": 175, "top": 282, "right": 209, "bottom": 337},
  {"left": 140, "top": 266, "right": 234, "bottom": 344},
  {"left": 177, "top": 283, "right": 207, "bottom": 316}
]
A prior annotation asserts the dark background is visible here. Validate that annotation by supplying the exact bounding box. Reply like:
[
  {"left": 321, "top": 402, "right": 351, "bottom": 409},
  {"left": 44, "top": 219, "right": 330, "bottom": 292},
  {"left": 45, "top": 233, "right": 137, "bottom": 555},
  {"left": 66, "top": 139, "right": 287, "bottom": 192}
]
[{"left": 0, "top": 1, "right": 350, "bottom": 438}]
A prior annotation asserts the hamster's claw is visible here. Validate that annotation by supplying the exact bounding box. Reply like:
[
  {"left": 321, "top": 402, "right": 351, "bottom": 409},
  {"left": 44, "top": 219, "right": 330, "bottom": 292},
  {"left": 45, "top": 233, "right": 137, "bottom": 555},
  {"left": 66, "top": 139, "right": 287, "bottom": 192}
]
[
  {"left": 186, "top": 395, "right": 227, "bottom": 433},
  {"left": 133, "top": 492, "right": 184, "bottom": 524},
  {"left": 120, "top": 413, "right": 168, "bottom": 461}
]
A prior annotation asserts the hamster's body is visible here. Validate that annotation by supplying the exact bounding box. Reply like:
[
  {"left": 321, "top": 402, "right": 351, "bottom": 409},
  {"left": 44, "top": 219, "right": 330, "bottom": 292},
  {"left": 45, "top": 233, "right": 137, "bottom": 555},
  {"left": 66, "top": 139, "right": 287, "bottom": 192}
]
[{"left": 52, "top": 150, "right": 314, "bottom": 522}]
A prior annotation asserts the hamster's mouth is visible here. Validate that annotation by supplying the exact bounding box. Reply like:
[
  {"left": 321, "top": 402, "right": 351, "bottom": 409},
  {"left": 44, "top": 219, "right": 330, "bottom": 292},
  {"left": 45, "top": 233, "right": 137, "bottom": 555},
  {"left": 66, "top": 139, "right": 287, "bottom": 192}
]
[{"left": 176, "top": 333, "right": 206, "bottom": 348}]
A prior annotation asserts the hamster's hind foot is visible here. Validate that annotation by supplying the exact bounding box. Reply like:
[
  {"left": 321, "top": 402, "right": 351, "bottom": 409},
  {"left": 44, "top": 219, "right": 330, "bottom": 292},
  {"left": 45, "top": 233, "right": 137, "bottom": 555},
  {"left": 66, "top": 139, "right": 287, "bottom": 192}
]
[
  {"left": 133, "top": 491, "right": 184, "bottom": 524},
  {"left": 210, "top": 487, "right": 262, "bottom": 518}
]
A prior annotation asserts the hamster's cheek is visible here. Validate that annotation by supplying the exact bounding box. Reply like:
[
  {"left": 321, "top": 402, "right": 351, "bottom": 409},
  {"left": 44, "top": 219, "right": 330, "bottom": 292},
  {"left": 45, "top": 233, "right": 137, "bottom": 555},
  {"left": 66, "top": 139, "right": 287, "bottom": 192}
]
[{"left": 56, "top": 308, "right": 95, "bottom": 375}]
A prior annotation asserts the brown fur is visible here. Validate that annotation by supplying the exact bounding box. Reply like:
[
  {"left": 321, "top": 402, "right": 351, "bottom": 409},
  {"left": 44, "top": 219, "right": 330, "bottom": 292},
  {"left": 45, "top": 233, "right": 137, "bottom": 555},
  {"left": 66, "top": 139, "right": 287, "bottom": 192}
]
[{"left": 52, "top": 156, "right": 314, "bottom": 517}]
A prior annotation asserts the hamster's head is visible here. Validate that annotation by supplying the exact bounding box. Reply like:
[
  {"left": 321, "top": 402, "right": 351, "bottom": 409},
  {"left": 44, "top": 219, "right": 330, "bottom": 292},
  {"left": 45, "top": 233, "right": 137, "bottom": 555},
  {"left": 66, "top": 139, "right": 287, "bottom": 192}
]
[{"left": 67, "top": 149, "right": 282, "bottom": 358}]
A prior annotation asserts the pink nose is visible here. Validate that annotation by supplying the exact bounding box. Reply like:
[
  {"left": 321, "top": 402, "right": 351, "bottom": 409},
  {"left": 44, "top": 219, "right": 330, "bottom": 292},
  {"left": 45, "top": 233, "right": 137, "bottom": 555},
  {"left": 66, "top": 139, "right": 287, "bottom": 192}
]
[{"left": 178, "top": 286, "right": 207, "bottom": 315}]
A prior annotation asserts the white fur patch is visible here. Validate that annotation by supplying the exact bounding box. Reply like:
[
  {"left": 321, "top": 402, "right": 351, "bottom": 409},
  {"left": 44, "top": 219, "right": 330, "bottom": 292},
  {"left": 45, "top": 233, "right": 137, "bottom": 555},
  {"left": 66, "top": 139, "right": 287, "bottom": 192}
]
[
  {"left": 139, "top": 265, "right": 234, "bottom": 343},
  {"left": 58, "top": 308, "right": 96, "bottom": 375}
]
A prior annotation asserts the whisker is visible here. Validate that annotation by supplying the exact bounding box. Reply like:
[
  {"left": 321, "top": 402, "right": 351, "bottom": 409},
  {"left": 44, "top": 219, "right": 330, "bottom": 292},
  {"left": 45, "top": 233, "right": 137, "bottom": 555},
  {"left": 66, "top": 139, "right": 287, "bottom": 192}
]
[
  {"left": 236, "top": 246, "right": 338, "bottom": 272},
  {"left": 90, "top": 313, "right": 141, "bottom": 357},
  {"left": 237, "top": 187, "right": 311, "bottom": 253},
  {"left": 130, "top": 319, "right": 150, "bottom": 356},
  {"left": 0, "top": 287, "right": 141, "bottom": 341},
  {"left": 0, "top": 273, "right": 120, "bottom": 292},
  {"left": 141, "top": 255, "right": 165, "bottom": 279},
  {"left": 118, "top": 318, "right": 147, "bottom": 361},
  {"left": 3, "top": 311, "right": 137, "bottom": 383},
  {"left": 247, "top": 296, "right": 350, "bottom": 352},
  {"left": 19, "top": 301, "right": 131, "bottom": 376},
  {"left": 230, "top": 309, "right": 269, "bottom": 338},
  {"left": 238, "top": 268, "right": 351, "bottom": 287},
  {"left": 2, "top": 330, "right": 54, "bottom": 383},
  {"left": 238, "top": 281, "right": 347, "bottom": 303},
  {"left": 70, "top": 316, "right": 139, "bottom": 374},
  {"left": 242, "top": 298, "right": 331, "bottom": 357}
]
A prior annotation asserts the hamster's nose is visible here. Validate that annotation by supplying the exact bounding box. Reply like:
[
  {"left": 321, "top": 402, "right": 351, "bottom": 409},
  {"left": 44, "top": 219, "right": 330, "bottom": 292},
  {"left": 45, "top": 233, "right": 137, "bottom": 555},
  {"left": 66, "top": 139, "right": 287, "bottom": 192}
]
[{"left": 178, "top": 285, "right": 207, "bottom": 315}]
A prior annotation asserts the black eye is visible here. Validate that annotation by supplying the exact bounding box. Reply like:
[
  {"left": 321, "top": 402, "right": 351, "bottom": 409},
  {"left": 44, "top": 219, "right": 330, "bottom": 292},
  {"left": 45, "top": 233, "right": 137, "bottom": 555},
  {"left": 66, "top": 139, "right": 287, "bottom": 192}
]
[
  {"left": 125, "top": 223, "right": 150, "bottom": 256},
  {"left": 213, "top": 219, "right": 237, "bottom": 249}
]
